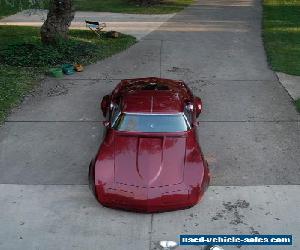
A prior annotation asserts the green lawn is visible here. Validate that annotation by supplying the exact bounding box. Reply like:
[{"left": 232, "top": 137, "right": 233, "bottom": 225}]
[
  {"left": 0, "top": 0, "right": 27, "bottom": 18},
  {"left": 263, "top": 0, "right": 300, "bottom": 111},
  {"left": 263, "top": 0, "right": 300, "bottom": 76},
  {"left": 0, "top": 0, "right": 47, "bottom": 19},
  {"left": 0, "top": 26, "right": 136, "bottom": 122}
]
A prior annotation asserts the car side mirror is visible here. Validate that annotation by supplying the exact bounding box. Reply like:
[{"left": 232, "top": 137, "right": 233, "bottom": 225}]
[
  {"left": 194, "top": 96, "right": 202, "bottom": 118},
  {"left": 101, "top": 95, "right": 110, "bottom": 117},
  {"left": 102, "top": 121, "right": 110, "bottom": 127},
  {"left": 193, "top": 121, "right": 200, "bottom": 127}
]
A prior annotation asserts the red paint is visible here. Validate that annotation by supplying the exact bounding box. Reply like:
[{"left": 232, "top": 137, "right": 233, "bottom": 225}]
[{"left": 89, "top": 77, "right": 210, "bottom": 212}]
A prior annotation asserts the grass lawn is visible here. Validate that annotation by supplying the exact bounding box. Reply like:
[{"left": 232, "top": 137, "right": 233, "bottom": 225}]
[
  {"left": 263, "top": 0, "right": 300, "bottom": 76},
  {"left": 0, "top": 0, "right": 49, "bottom": 19},
  {"left": 0, "top": 0, "right": 193, "bottom": 18},
  {"left": 263, "top": 0, "right": 300, "bottom": 112},
  {"left": 0, "top": 0, "right": 30, "bottom": 18},
  {"left": 0, "top": 26, "right": 136, "bottom": 122}
]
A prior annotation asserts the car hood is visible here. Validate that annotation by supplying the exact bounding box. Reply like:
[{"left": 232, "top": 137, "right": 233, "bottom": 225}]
[{"left": 114, "top": 134, "right": 187, "bottom": 187}]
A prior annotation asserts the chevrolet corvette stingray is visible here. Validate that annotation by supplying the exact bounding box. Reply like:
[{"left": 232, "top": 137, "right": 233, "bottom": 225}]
[{"left": 89, "top": 77, "right": 210, "bottom": 212}]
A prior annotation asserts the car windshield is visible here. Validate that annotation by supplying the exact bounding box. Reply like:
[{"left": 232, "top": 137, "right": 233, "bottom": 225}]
[{"left": 112, "top": 113, "right": 191, "bottom": 132}]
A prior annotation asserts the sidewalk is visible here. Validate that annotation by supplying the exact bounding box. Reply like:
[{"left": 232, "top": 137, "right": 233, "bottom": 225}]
[
  {"left": 0, "top": 10, "right": 174, "bottom": 40},
  {"left": 276, "top": 72, "right": 300, "bottom": 100}
]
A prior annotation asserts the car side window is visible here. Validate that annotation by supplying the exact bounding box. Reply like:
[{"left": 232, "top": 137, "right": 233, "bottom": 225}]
[
  {"left": 110, "top": 104, "right": 121, "bottom": 126},
  {"left": 183, "top": 105, "right": 193, "bottom": 127}
]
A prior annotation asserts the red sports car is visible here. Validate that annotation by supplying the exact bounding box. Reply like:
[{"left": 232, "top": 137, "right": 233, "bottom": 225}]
[{"left": 89, "top": 77, "right": 210, "bottom": 212}]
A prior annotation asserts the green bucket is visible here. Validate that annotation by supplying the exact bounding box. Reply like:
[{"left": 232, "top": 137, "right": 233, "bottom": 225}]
[
  {"left": 49, "top": 67, "right": 63, "bottom": 78},
  {"left": 62, "top": 64, "right": 75, "bottom": 75}
]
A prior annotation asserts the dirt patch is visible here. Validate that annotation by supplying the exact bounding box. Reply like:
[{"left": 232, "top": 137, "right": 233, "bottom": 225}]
[
  {"left": 47, "top": 84, "right": 68, "bottom": 97},
  {"left": 249, "top": 226, "right": 260, "bottom": 235},
  {"left": 211, "top": 199, "right": 250, "bottom": 225},
  {"left": 187, "top": 79, "right": 215, "bottom": 92},
  {"left": 223, "top": 200, "right": 249, "bottom": 225},
  {"left": 167, "top": 66, "right": 192, "bottom": 74}
]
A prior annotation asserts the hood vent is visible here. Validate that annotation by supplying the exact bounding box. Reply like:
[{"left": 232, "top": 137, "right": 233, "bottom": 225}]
[{"left": 142, "top": 83, "right": 169, "bottom": 91}]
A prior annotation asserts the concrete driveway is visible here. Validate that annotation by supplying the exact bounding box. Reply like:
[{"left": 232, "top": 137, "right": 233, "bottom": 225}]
[{"left": 0, "top": 0, "right": 299, "bottom": 249}]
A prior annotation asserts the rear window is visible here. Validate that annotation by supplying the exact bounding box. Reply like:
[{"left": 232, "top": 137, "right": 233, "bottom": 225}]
[{"left": 112, "top": 113, "right": 191, "bottom": 132}]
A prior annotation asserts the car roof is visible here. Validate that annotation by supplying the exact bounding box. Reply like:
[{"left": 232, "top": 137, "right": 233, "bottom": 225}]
[{"left": 113, "top": 77, "right": 192, "bottom": 114}]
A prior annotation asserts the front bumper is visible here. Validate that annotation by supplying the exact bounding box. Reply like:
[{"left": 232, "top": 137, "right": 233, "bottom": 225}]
[
  {"left": 96, "top": 171, "right": 209, "bottom": 213},
  {"left": 89, "top": 160, "right": 210, "bottom": 213},
  {"left": 96, "top": 184, "right": 200, "bottom": 213}
]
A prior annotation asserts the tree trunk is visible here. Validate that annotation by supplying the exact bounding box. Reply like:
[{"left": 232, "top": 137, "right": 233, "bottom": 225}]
[{"left": 41, "top": 0, "right": 75, "bottom": 45}]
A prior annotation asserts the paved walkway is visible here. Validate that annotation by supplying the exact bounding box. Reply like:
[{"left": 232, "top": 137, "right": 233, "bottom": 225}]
[
  {"left": 276, "top": 72, "right": 300, "bottom": 100},
  {"left": 0, "top": 10, "right": 174, "bottom": 40},
  {"left": 0, "top": 0, "right": 299, "bottom": 249}
]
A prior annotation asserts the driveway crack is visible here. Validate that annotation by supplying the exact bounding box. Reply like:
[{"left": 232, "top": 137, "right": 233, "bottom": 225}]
[{"left": 149, "top": 213, "right": 154, "bottom": 250}]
